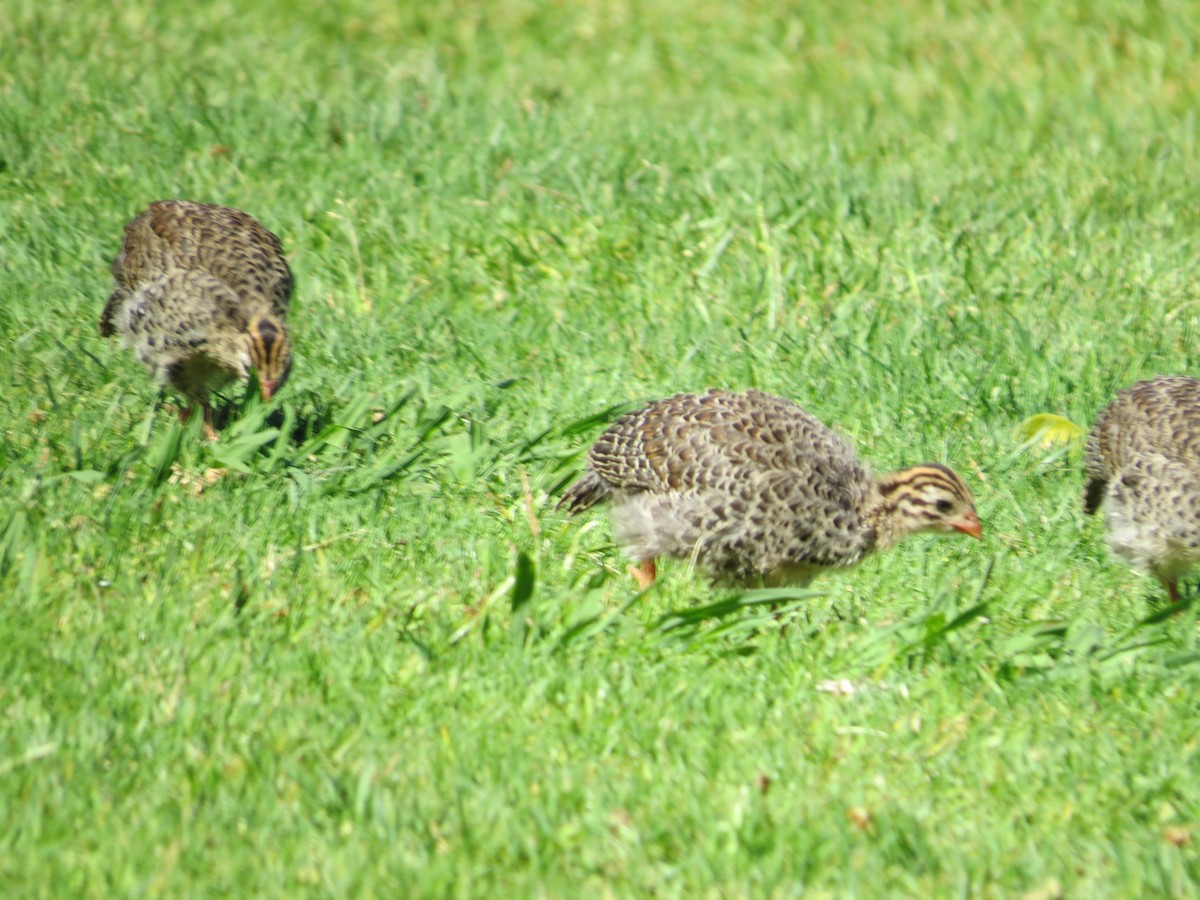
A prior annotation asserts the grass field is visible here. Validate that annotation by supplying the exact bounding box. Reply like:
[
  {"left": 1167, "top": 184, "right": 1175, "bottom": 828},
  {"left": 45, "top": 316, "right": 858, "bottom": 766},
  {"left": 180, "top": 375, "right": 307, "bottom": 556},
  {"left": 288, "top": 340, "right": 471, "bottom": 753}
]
[{"left": 5, "top": 0, "right": 1200, "bottom": 894}]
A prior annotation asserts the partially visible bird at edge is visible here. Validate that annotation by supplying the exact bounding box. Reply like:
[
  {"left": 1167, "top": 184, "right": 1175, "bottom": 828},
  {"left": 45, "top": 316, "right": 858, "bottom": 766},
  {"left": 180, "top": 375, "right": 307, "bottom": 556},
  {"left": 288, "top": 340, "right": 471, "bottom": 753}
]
[{"left": 1084, "top": 375, "right": 1200, "bottom": 606}]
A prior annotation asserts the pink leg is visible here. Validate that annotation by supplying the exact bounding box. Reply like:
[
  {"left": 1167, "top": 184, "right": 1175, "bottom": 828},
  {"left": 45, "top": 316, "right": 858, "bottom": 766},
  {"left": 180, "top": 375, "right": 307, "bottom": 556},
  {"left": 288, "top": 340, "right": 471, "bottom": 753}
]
[
  {"left": 201, "top": 402, "right": 219, "bottom": 441},
  {"left": 628, "top": 559, "right": 657, "bottom": 590},
  {"left": 180, "top": 402, "right": 219, "bottom": 440},
  {"left": 1165, "top": 578, "right": 1183, "bottom": 606}
]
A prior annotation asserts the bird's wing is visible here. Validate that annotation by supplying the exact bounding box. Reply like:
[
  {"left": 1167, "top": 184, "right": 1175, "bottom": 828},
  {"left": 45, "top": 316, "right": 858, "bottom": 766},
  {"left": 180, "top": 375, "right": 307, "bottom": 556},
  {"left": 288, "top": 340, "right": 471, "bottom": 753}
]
[
  {"left": 112, "top": 201, "right": 293, "bottom": 315},
  {"left": 589, "top": 389, "right": 862, "bottom": 494}
]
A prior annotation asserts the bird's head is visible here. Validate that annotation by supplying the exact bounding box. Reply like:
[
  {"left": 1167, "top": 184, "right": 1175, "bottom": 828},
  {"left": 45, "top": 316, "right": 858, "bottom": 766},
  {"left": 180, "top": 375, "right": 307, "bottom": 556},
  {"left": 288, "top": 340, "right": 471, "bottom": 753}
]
[
  {"left": 246, "top": 315, "right": 291, "bottom": 400},
  {"left": 877, "top": 463, "right": 982, "bottom": 544}
]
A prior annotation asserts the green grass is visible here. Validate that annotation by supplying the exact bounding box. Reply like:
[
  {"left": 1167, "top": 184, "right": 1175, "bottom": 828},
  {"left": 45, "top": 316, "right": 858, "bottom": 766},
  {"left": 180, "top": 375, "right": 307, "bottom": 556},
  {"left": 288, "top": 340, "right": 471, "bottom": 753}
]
[{"left": 4, "top": 0, "right": 1200, "bottom": 894}]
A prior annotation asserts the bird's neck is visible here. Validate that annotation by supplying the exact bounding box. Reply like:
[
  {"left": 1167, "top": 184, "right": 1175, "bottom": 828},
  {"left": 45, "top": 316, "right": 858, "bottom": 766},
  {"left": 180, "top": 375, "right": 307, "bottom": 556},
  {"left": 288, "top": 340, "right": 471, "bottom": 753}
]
[{"left": 861, "top": 471, "right": 914, "bottom": 551}]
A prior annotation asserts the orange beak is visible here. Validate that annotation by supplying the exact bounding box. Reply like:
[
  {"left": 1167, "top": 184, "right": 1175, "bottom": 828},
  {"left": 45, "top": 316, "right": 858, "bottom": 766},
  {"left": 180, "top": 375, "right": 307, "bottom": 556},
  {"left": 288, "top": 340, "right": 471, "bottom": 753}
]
[
  {"left": 259, "top": 379, "right": 277, "bottom": 401},
  {"left": 952, "top": 512, "right": 983, "bottom": 540}
]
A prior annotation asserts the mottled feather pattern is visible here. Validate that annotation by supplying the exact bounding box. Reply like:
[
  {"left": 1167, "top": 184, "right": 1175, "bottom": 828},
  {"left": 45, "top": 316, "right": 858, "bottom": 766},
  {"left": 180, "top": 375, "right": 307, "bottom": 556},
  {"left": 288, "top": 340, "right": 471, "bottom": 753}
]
[
  {"left": 1084, "top": 376, "right": 1200, "bottom": 595},
  {"left": 100, "top": 200, "right": 294, "bottom": 431},
  {"left": 114, "top": 270, "right": 248, "bottom": 402},
  {"left": 1084, "top": 376, "right": 1200, "bottom": 514},
  {"left": 587, "top": 390, "right": 866, "bottom": 493},
  {"left": 598, "top": 391, "right": 877, "bottom": 582},
  {"left": 108, "top": 200, "right": 292, "bottom": 314},
  {"left": 560, "top": 389, "right": 980, "bottom": 586}
]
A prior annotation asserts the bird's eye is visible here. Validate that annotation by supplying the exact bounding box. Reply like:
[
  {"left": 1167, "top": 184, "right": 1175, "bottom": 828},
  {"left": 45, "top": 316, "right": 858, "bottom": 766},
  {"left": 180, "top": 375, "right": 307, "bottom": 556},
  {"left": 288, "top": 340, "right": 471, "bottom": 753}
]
[{"left": 936, "top": 498, "right": 954, "bottom": 513}]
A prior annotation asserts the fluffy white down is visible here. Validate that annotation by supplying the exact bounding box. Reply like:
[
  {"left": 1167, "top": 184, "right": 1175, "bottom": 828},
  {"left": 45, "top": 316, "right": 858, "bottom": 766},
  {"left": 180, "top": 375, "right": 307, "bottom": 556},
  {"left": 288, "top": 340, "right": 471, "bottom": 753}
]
[
  {"left": 1105, "top": 488, "right": 1200, "bottom": 584},
  {"left": 1105, "top": 501, "right": 1164, "bottom": 574},
  {"left": 610, "top": 492, "right": 724, "bottom": 566}
]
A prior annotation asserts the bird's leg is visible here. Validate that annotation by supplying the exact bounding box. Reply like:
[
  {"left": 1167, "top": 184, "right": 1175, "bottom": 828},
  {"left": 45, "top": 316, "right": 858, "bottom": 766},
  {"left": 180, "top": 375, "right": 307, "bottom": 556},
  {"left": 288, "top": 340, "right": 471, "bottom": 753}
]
[
  {"left": 1165, "top": 578, "right": 1183, "bottom": 606},
  {"left": 201, "top": 402, "right": 219, "bottom": 441},
  {"left": 178, "top": 401, "right": 219, "bottom": 440},
  {"left": 628, "top": 559, "right": 657, "bottom": 590}
]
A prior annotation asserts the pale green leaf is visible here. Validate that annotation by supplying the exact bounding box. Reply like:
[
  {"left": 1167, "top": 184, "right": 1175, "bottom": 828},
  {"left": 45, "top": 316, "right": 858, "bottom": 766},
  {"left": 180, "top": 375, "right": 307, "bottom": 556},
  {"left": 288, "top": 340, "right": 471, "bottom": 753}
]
[{"left": 1015, "top": 413, "right": 1084, "bottom": 448}]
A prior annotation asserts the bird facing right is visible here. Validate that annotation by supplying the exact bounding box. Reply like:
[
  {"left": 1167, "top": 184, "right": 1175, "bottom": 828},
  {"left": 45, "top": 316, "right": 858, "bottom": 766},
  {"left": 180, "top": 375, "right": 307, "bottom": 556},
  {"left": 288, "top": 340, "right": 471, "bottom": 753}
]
[
  {"left": 558, "top": 389, "right": 982, "bottom": 589},
  {"left": 1084, "top": 375, "right": 1200, "bottom": 604},
  {"left": 100, "top": 200, "right": 294, "bottom": 439}
]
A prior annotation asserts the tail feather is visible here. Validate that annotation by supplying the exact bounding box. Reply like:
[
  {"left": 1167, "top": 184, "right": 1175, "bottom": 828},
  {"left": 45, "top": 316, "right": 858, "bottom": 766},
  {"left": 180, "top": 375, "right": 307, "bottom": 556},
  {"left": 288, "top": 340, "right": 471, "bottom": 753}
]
[
  {"left": 557, "top": 470, "right": 611, "bottom": 514},
  {"left": 99, "top": 287, "right": 127, "bottom": 337},
  {"left": 1083, "top": 476, "right": 1107, "bottom": 515}
]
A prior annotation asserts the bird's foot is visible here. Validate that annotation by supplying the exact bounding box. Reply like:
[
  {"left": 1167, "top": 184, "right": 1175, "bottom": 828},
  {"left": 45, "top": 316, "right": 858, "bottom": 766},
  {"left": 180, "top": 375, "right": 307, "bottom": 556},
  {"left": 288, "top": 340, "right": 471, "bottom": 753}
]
[
  {"left": 1166, "top": 578, "right": 1185, "bottom": 607},
  {"left": 628, "top": 559, "right": 657, "bottom": 591},
  {"left": 179, "top": 403, "right": 219, "bottom": 441},
  {"left": 201, "top": 404, "right": 219, "bottom": 441}
]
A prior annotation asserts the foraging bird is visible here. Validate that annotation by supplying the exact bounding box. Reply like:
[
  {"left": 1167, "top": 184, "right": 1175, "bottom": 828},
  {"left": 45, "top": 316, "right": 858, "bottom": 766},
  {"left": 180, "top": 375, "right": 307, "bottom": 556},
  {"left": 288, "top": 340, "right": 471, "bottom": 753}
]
[
  {"left": 100, "top": 200, "right": 293, "bottom": 439},
  {"left": 1084, "top": 375, "right": 1200, "bottom": 604},
  {"left": 558, "top": 389, "right": 982, "bottom": 588}
]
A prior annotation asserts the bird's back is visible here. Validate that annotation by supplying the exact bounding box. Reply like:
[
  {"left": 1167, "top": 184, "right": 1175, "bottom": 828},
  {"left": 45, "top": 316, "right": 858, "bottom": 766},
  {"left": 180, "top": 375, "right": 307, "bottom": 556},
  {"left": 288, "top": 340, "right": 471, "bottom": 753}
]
[
  {"left": 563, "top": 389, "right": 875, "bottom": 582},
  {"left": 1084, "top": 376, "right": 1200, "bottom": 514},
  {"left": 588, "top": 389, "right": 863, "bottom": 493},
  {"left": 102, "top": 200, "right": 291, "bottom": 337}
]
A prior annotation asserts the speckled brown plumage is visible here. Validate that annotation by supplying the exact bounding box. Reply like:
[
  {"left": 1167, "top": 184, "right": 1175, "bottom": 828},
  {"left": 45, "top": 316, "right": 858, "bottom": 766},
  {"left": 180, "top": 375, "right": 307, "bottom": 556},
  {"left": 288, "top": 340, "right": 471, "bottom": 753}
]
[
  {"left": 559, "top": 389, "right": 982, "bottom": 587},
  {"left": 1084, "top": 375, "right": 1200, "bottom": 603},
  {"left": 100, "top": 200, "right": 293, "bottom": 437}
]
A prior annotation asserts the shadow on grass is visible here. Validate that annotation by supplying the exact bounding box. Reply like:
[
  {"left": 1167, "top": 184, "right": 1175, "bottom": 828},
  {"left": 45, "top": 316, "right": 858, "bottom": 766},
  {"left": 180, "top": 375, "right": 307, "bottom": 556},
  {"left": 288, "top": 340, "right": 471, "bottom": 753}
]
[
  {"left": 207, "top": 371, "right": 338, "bottom": 447},
  {"left": 209, "top": 399, "right": 329, "bottom": 446},
  {"left": 133, "top": 381, "right": 451, "bottom": 499}
]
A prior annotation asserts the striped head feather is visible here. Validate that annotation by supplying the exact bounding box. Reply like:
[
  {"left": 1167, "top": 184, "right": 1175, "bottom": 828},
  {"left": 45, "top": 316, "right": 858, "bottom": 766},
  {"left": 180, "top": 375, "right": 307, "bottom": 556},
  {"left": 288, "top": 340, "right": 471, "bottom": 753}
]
[
  {"left": 246, "top": 315, "right": 291, "bottom": 400},
  {"left": 869, "top": 462, "right": 982, "bottom": 548}
]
